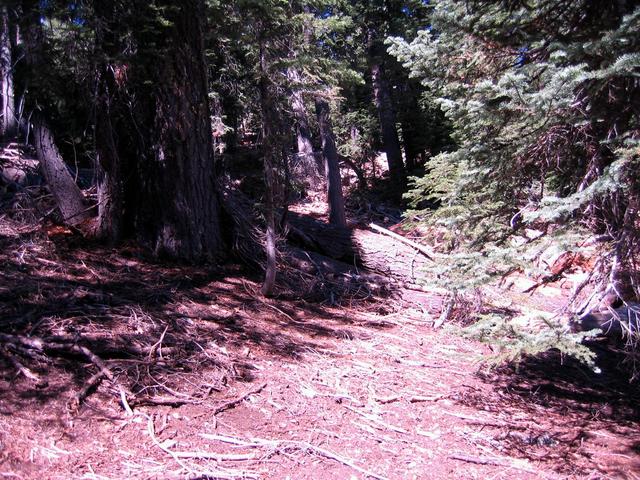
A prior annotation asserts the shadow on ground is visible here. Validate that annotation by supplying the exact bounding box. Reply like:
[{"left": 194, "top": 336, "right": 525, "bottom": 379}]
[
  {"left": 458, "top": 348, "right": 640, "bottom": 476},
  {"left": 0, "top": 222, "right": 395, "bottom": 411}
]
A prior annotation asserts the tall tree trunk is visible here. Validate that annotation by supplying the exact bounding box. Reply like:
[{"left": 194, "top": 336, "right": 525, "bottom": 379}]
[
  {"left": 221, "top": 93, "right": 240, "bottom": 155},
  {"left": 371, "top": 62, "right": 406, "bottom": 187},
  {"left": 315, "top": 98, "right": 346, "bottom": 227},
  {"left": 0, "top": 5, "right": 16, "bottom": 139},
  {"left": 130, "top": 0, "right": 224, "bottom": 261},
  {"left": 400, "top": 94, "right": 421, "bottom": 172},
  {"left": 259, "top": 36, "right": 277, "bottom": 297},
  {"left": 33, "top": 116, "right": 90, "bottom": 226},
  {"left": 16, "top": 0, "right": 45, "bottom": 69},
  {"left": 94, "top": 98, "right": 122, "bottom": 240},
  {"left": 94, "top": 0, "right": 124, "bottom": 242},
  {"left": 288, "top": 69, "right": 317, "bottom": 173},
  {"left": 401, "top": 120, "right": 419, "bottom": 172},
  {"left": 397, "top": 80, "right": 428, "bottom": 172}
]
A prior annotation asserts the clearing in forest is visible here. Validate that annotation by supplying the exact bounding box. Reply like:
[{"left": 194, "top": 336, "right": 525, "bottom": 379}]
[{"left": 0, "top": 216, "right": 638, "bottom": 480}]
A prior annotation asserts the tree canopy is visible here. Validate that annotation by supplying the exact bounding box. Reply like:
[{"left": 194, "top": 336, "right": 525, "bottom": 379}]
[{"left": 389, "top": 0, "right": 640, "bottom": 306}]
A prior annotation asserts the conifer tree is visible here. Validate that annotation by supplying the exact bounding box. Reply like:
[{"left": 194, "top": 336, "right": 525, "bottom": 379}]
[
  {"left": 389, "top": 1, "right": 640, "bottom": 310},
  {"left": 0, "top": 4, "right": 16, "bottom": 138}
]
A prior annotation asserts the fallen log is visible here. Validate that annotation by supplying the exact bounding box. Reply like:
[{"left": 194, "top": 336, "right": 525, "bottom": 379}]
[
  {"left": 368, "top": 223, "right": 434, "bottom": 260},
  {"left": 286, "top": 212, "right": 431, "bottom": 284}
]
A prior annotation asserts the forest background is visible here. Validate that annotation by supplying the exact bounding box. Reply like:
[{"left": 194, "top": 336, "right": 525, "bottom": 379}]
[{"left": 0, "top": 0, "right": 639, "bottom": 375}]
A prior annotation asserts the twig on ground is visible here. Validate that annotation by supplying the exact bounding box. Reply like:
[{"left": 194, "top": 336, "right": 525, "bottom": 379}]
[
  {"left": 146, "top": 415, "right": 257, "bottom": 480},
  {"left": 173, "top": 451, "right": 256, "bottom": 462},
  {"left": 434, "top": 295, "right": 455, "bottom": 329},
  {"left": 449, "top": 453, "right": 537, "bottom": 474},
  {"left": 256, "top": 300, "right": 297, "bottom": 323},
  {"left": 0, "top": 333, "right": 125, "bottom": 409},
  {"left": 148, "top": 325, "right": 169, "bottom": 361},
  {"left": 129, "top": 395, "right": 199, "bottom": 408},
  {"left": 408, "top": 394, "right": 446, "bottom": 403},
  {"left": 374, "top": 395, "right": 400, "bottom": 404},
  {"left": 214, "top": 383, "right": 267, "bottom": 415},
  {"left": 279, "top": 440, "right": 390, "bottom": 480},
  {"left": 200, "top": 433, "right": 389, "bottom": 480},
  {"left": 344, "top": 405, "right": 408, "bottom": 434},
  {"left": 120, "top": 387, "right": 134, "bottom": 416},
  {"left": 72, "top": 370, "right": 106, "bottom": 409},
  {"left": 1, "top": 346, "right": 40, "bottom": 381}
]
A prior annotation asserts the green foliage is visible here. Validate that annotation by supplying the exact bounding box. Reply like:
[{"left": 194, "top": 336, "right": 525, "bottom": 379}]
[
  {"left": 388, "top": 0, "right": 640, "bottom": 368},
  {"left": 459, "top": 313, "right": 599, "bottom": 370},
  {"left": 389, "top": 0, "right": 640, "bottom": 277}
]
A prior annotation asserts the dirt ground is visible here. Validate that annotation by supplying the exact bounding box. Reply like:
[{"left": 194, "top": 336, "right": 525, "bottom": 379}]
[{"left": 0, "top": 214, "right": 639, "bottom": 480}]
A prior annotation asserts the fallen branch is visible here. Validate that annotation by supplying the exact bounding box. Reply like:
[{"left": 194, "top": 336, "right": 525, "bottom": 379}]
[
  {"left": 280, "top": 440, "right": 389, "bottom": 480},
  {"left": 408, "top": 394, "right": 446, "bottom": 403},
  {"left": 72, "top": 370, "right": 106, "bottom": 409},
  {"left": 2, "top": 348, "right": 40, "bottom": 381},
  {"left": 0, "top": 333, "right": 120, "bottom": 409},
  {"left": 434, "top": 295, "right": 455, "bottom": 329},
  {"left": 148, "top": 325, "right": 169, "bottom": 361},
  {"left": 173, "top": 451, "right": 256, "bottom": 462},
  {"left": 147, "top": 415, "right": 258, "bottom": 480},
  {"left": 344, "top": 405, "right": 408, "bottom": 434},
  {"left": 214, "top": 383, "right": 267, "bottom": 415},
  {"left": 368, "top": 223, "right": 434, "bottom": 260},
  {"left": 449, "top": 453, "right": 537, "bottom": 474},
  {"left": 201, "top": 433, "right": 390, "bottom": 480},
  {"left": 128, "top": 395, "right": 199, "bottom": 408}
]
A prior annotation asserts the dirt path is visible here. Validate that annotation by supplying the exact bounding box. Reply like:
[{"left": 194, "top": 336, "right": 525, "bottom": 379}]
[{"left": 0, "top": 220, "right": 639, "bottom": 479}]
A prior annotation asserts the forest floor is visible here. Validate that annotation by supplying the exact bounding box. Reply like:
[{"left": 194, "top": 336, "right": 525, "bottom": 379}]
[{"left": 1, "top": 204, "right": 640, "bottom": 480}]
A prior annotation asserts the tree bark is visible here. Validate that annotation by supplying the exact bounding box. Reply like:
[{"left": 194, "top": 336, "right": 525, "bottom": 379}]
[
  {"left": 94, "top": 97, "right": 122, "bottom": 241},
  {"left": 371, "top": 62, "right": 406, "bottom": 187},
  {"left": 259, "top": 34, "right": 278, "bottom": 296},
  {"left": 398, "top": 81, "right": 426, "bottom": 171},
  {"left": 288, "top": 69, "right": 317, "bottom": 173},
  {"left": 130, "top": 0, "right": 224, "bottom": 261},
  {"left": 400, "top": 118, "right": 420, "bottom": 171},
  {"left": 0, "top": 4, "right": 16, "bottom": 139},
  {"left": 315, "top": 98, "right": 346, "bottom": 227},
  {"left": 33, "top": 116, "right": 90, "bottom": 226},
  {"left": 93, "top": 0, "right": 124, "bottom": 242}
]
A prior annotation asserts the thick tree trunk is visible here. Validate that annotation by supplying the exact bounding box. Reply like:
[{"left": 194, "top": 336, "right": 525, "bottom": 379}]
[
  {"left": 315, "top": 98, "right": 346, "bottom": 227},
  {"left": 94, "top": 106, "right": 122, "bottom": 240},
  {"left": 131, "top": 0, "right": 224, "bottom": 261},
  {"left": 401, "top": 120, "right": 420, "bottom": 172},
  {"left": 0, "top": 5, "right": 16, "bottom": 139},
  {"left": 371, "top": 63, "right": 405, "bottom": 187},
  {"left": 398, "top": 81, "right": 426, "bottom": 172},
  {"left": 33, "top": 116, "right": 89, "bottom": 226},
  {"left": 16, "top": 0, "right": 45, "bottom": 71},
  {"left": 94, "top": 0, "right": 123, "bottom": 242}
]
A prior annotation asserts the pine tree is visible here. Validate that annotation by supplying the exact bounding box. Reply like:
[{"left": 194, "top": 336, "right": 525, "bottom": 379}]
[
  {"left": 389, "top": 0, "right": 640, "bottom": 365},
  {"left": 0, "top": 4, "right": 16, "bottom": 138},
  {"left": 389, "top": 0, "right": 640, "bottom": 300}
]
